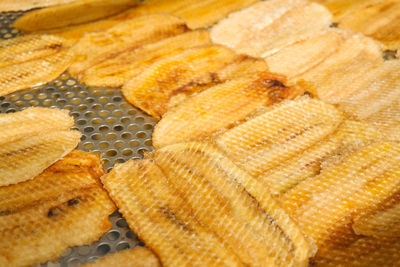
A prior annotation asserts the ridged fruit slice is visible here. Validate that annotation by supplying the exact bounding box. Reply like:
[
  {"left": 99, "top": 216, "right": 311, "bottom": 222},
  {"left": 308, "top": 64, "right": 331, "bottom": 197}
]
[
  {"left": 122, "top": 44, "right": 253, "bottom": 119},
  {"left": 338, "top": 0, "right": 400, "bottom": 50},
  {"left": 0, "top": 130, "right": 81, "bottom": 186},
  {"left": 265, "top": 29, "right": 351, "bottom": 78},
  {"left": 80, "top": 30, "right": 211, "bottom": 87},
  {"left": 0, "top": 150, "right": 116, "bottom": 267},
  {"left": 210, "top": 0, "right": 332, "bottom": 57},
  {"left": 0, "top": 107, "right": 74, "bottom": 145},
  {"left": 153, "top": 142, "right": 313, "bottom": 266},
  {"left": 258, "top": 120, "right": 382, "bottom": 197},
  {"left": 68, "top": 14, "right": 188, "bottom": 77},
  {"left": 0, "top": 0, "right": 76, "bottom": 12},
  {"left": 82, "top": 247, "right": 161, "bottom": 267},
  {"left": 281, "top": 142, "right": 400, "bottom": 247},
  {"left": 13, "top": 0, "right": 139, "bottom": 32},
  {"left": 216, "top": 97, "right": 343, "bottom": 177},
  {"left": 297, "top": 34, "right": 384, "bottom": 102},
  {"left": 152, "top": 71, "right": 301, "bottom": 148},
  {"left": 0, "top": 49, "right": 73, "bottom": 96},
  {"left": 0, "top": 34, "right": 72, "bottom": 68},
  {"left": 101, "top": 159, "right": 243, "bottom": 267}
]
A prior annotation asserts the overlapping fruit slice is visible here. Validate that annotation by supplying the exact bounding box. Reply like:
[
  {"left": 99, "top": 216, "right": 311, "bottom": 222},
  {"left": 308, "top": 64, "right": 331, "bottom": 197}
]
[
  {"left": 82, "top": 246, "right": 161, "bottom": 267},
  {"left": 0, "top": 107, "right": 81, "bottom": 186},
  {"left": 0, "top": 34, "right": 73, "bottom": 96},
  {"left": 80, "top": 30, "right": 211, "bottom": 87},
  {"left": 102, "top": 159, "right": 244, "bottom": 267},
  {"left": 151, "top": 142, "right": 313, "bottom": 266},
  {"left": 0, "top": 0, "right": 77, "bottom": 12},
  {"left": 210, "top": 0, "right": 332, "bottom": 57},
  {"left": 68, "top": 14, "right": 188, "bottom": 77},
  {"left": 13, "top": 0, "right": 139, "bottom": 32},
  {"left": 0, "top": 150, "right": 116, "bottom": 267},
  {"left": 122, "top": 45, "right": 270, "bottom": 119},
  {"left": 152, "top": 71, "right": 300, "bottom": 148}
]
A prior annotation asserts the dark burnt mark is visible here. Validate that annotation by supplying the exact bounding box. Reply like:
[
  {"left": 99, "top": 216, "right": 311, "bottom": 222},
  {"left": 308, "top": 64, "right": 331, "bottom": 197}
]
[
  {"left": 3, "top": 145, "right": 35, "bottom": 157},
  {"left": 303, "top": 91, "right": 312, "bottom": 96},
  {"left": 265, "top": 79, "right": 286, "bottom": 88},
  {"left": 47, "top": 207, "right": 62, "bottom": 218},
  {"left": 48, "top": 43, "right": 63, "bottom": 50},
  {"left": 68, "top": 198, "right": 80, "bottom": 206},
  {"left": 383, "top": 49, "right": 397, "bottom": 60},
  {"left": 159, "top": 206, "right": 193, "bottom": 232},
  {"left": 330, "top": 22, "right": 339, "bottom": 28}
]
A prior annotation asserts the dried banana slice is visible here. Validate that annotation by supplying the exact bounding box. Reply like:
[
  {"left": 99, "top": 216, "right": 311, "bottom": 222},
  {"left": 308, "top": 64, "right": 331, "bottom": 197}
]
[
  {"left": 0, "top": 0, "right": 76, "bottom": 12},
  {"left": 101, "top": 159, "right": 243, "bottom": 267},
  {"left": 216, "top": 97, "right": 343, "bottom": 177},
  {"left": 13, "top": 0, "right": 139, "bottom": 32},
  {"left": 82, "top": 246, "right": 161, "bottom": 267},
  {"left": 80, "top": 30, "right": 211, "bottom": 87},
  {"left": 0, "top": 35, "right": 73, "bottom": 97},
  {"left": 122, "top": 44, "right": 254, "bottom": 119},
  {"left": 0, "top": 107, "right": 80, "bottom": 186},
  {"left": 0, "top": 107, "right": 74, "bottom": 145},
  {"left": 296, "top": 34, "right": 384, "bottom": 102},
  {"left": 281, "top": 142, "right": 400, "bottom": 247},
  {"left": 210, "top": 0, "right": 332, "bottom": 57},
  {"left": 0, "top": 151, "right": 116, "bottom": 267},
  {"left": 265, "top": 28, "right": 351, "bottom": 78},
  {"left": 152, "top": 71, "right": 300, "bottom": 148},
  {"left": 153, "top": 142, "right": 313, "bottom": 266},
  {"left": 68, "top": 14, "right": 188, "bottom": 77}
]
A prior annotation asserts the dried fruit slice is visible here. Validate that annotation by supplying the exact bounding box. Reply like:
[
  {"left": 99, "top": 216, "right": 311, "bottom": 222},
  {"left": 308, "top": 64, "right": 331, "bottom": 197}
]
[
  {"left": 80, "top": 30, "right": 211, "bottom": 87},
  {"left": 82, "top": 247, "right": 161, "bottom": 267},
  {"left": 13, "top": 0, "right": 139, "bottom": 32},
  {"left": 68, "top": 14, "right": 188, "bottom": 77},
  {"left": 152, "top": 71, "right": 300, "bottom": 148},
  {"left": 296, "top": 34, "right": 384, "bottom": 102},
  {"left": 258, "top": 120, "right": 382, "bottom": 197},
  {"left": 216, "top": 97, "right": 343, "bottom": 177},
  {"left": 101, "top": 159, "right": 243, "bottom": 267},
  {"left": 0, "top": 34, "right": 72, "bottom": 68},
  {"left": 210, "top": 0, "right": 332, "bottom": 57},
  {"left": 153, "top": 142, "right": 313, "bottom": 266},
  {"left": 0, "top": 49, "right": 73, "bottom": 96},
  {"left": 0, "top": 130, "right": 81, "bottom": 186},
  {"left": 0, "top": 151, "right": 115, "bottom": 267},
  {"left": 122, "top": 44, "right": 254, "bottom": 119},
  {"left": 0, "top": 0, "right": 77, "bottom": 12},
  {"left": 265, "top": 28, "right": 351, "bottom": 78},
  {"left": 281, "top": 142, "right": 400, "bottom": 247}
]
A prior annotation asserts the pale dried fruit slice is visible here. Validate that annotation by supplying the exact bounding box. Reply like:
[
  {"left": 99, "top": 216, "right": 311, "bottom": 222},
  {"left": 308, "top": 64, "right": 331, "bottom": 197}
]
[
  {"left": 0, "top": 130, "right": 81, "bottom": 186},
  {"left": 281, "top": 142, "right": 400, "bottom": 247},
  {"left": 0, "top": 34, "right": 71, "bottom": 68},
  {"left": 210, "top": 0, "right": 332, "bottom": 57},
  {"left": 68, "top": 14, "right": 188, "bottom": 77},
  {"left": 122, "top": 44, "right": 255, "bottom": 119},
  {"left": 0, "top": 0, "right": 77, "bottom": 12},
  {"left": 0, "top": 151, "right": 116, "bottom": 267},
  {"left": 101, "top": 159, "right": 243, "bottom": 267},
  {"left": 0, "top": 49, "right": 73, "bottom": 96},
  {"left": 153, "top": 142, "right": 313, "bottom": 266},
  {"left": 296, "top": 34, "right": 384, "bottom": 102},
  {"left": 82, "top": 247, "right": 161, "bottom": 267},
  {"left": 80, "top": 30, "right": 211, "bottom": 87},
  {"left": 0, "top": 107, "right": 74, "bottom": 145},
  {"left": 265, "top": 28, "right": 351, "bottom": 78},
  {"left": 152, "top": 71, "right": 301, "bottom": 148},
  {"left": 216, "top": 97, "right": 343, "bottom": 177},
  {"left": 13, "top": 0, "right": 139, "bottom": 32}
]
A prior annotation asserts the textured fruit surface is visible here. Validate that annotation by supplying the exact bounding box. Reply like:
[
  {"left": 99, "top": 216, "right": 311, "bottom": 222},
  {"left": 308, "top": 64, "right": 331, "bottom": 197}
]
[
  {"left": 0, "top": 0, "right": 76, "bottom": 12},
  {"left": 0, "top": 150, "right": 115, "bottom": 267},
  {"left": 152, "top": 71, "right": 301, "bottom": 148}
]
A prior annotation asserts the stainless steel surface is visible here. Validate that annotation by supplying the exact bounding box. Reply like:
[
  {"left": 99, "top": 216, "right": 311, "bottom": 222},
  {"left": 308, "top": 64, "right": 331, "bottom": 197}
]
[{"left": 0, "top": 12, "right": 157, "bottom": 267}]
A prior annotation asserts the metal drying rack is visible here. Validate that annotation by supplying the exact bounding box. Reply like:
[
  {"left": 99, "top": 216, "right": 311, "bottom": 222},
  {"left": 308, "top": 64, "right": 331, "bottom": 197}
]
[{"left": 0, "top": 11, "right": 157, "bottom": 267}]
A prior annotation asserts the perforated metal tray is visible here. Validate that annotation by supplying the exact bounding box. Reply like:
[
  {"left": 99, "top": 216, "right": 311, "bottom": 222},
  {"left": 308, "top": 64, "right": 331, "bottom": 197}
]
[{"left": 0, "top": 12, "right": 157, "bottom": 267}]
